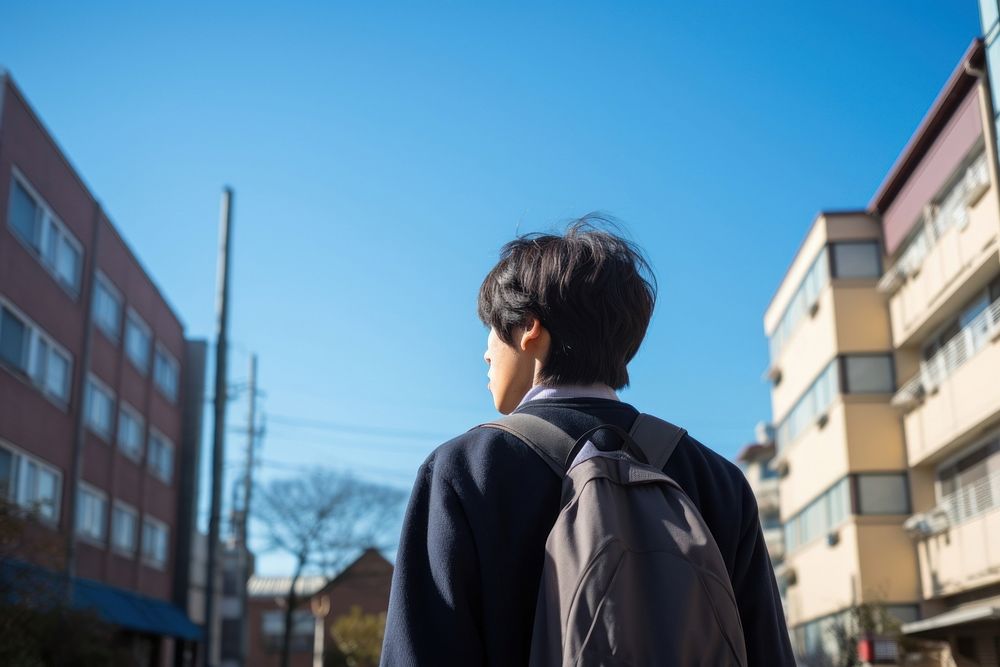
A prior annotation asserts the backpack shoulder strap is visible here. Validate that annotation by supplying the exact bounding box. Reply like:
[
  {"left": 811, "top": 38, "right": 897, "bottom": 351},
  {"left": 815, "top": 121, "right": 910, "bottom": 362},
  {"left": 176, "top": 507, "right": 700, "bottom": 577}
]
[
  {"left": 478, "top": 413, "right": 576, "bottom": 477},
  {"left": 629, "top": 413, "right": 687, "bottom": 471}
]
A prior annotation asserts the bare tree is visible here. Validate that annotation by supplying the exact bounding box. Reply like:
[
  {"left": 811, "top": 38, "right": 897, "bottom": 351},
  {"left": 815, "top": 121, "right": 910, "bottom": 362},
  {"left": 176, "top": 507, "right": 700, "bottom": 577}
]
[{"left": 255, "top": 470, "right": 405, "bottom": 667}]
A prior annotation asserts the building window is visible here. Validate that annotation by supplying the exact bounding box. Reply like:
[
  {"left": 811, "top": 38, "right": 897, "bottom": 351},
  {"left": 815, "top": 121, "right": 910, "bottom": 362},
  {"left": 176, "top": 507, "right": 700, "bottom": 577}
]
[
  {"left": 0, "top": 442, "right": 62, "bottom": 524},
  {"left": 124, "top": 310, "right": 152, "bottom": 374},
  {"left": 92, "top": 273, "right": 123, "bottom": 343},
  {"left": 77, "top": 484, "right": 107, "bottom": 543},
  {"left": 937, "top": 432, "right": 1000, "bottom": 522},
  {"left": 830, "top": 241, "right": 881, "bottom": 279},
  {"left": 920, "top": 284, "right": 1000, "bottom": 388},
  {"left": 111, "top": 501, "right": 138, "bottom": 555},
  {"left": 856, "top": 473, "right": 910, "bottom": 515},
  {"left": 776, "top": 353, "right": 895, "bottom": 452},
  {"left": 261, "top": 610, "right": 314, "bottom": 652},
  {"left": 141, "top": 516, "right": 168, "bottom": 568},
  {"left": 769, "top": 247, "right": 830, "bottom": 361},
  {"left": 6, "top": 172, "right": 84, "bottom": 296},
  {"left": 0, "top": 447, "right": 14, "bottom": 501},
  {"left": 841, "top": 354, "right": 895, "bottom": 394},
  {"left": 147, "top": 429, "right": 174, "bottom": 484},
  {"left": 0, "top": 301, "right": 73, "bottom": 406},
  {"left": 117, "top": 403, "right": 145, "bottom": 463},
  {"left": 0, "top": 306, "right": 28, "bottom": 373},
  {"left": 153, "top": 344, "right": 179, "bottom": 403},
  {"left": 784, "top": 477, "right": 850, "bottom": 554},
  {"left": 775, "top": 359, "right": 838, "bottom": 451},
  {"left": 85, "top": 375, "right": 116, "bottom": 440}
]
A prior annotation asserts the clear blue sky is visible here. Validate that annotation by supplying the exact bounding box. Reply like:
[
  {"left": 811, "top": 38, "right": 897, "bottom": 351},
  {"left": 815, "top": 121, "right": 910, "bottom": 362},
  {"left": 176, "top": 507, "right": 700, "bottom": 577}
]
[{"left": 1, "top": 1, "right": 982, "bottom": 574}]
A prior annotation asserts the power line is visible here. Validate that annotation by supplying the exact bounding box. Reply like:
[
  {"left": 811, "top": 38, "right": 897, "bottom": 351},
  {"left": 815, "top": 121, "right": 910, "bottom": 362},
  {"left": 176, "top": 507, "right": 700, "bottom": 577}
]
[
  {"left": 261, "top": 430, "right": 435, "bottom": 455},
  {"left": 253, "top": 457, "right": 418, "bottom": 482},
  {"left": 267, "top": 413, "right": 451, "bottom": 442}
]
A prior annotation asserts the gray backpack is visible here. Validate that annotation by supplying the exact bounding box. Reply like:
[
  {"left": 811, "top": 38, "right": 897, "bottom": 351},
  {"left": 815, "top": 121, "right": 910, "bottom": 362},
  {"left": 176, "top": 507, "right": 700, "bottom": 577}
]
[{"left": 482, "top": 413, "right": 748, "bottom": 667}]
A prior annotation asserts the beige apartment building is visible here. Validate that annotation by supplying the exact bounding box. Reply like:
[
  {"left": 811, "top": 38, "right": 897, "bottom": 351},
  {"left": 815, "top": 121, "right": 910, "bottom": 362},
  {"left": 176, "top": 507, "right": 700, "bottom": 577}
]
[
  {"left": 736, "top": 423, "right": 784, "bottom": 569},
  {"left": 762, "top": 40, "right": 1000, "bottom": 665},
  {"left": 763, "top": 212, "right": 920, "bottom": 661},
  {"left": 869, "top": 40, "right": 1000, "bottom": 662}
]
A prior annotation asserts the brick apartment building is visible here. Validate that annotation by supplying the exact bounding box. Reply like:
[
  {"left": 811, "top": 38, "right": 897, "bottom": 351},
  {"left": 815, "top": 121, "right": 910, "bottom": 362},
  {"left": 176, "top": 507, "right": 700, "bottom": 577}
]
[
  {"left": 246, "top": 549, "right": 393, "bottom": 667},
  {"left": 0, "top": 72, "right": 206, "bottom": 665}
]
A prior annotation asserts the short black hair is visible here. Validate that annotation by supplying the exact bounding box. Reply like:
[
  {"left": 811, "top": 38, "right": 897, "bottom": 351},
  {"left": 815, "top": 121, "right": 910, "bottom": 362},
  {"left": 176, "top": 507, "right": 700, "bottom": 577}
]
[{"left": 477, "top": 215, "right": 656, "bottom": 390}]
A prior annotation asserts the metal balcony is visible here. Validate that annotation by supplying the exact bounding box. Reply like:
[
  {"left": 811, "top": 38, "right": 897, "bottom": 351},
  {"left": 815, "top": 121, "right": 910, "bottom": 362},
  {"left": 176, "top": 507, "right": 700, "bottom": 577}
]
[{"left": 891, "top": 296, "right": 1000, "bottom": 413}]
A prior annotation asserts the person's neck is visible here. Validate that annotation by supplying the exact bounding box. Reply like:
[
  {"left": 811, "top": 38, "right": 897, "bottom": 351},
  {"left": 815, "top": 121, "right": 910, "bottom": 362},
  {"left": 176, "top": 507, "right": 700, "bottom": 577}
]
[{"left": 517, "top": 383, "right": 619, "bottom": 408}]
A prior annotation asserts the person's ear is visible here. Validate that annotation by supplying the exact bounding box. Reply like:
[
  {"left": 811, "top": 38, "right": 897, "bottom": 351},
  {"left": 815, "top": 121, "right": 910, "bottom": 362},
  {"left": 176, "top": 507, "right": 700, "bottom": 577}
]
[{"left": 518, "top": 317, "right": 546, "bottom": 353}]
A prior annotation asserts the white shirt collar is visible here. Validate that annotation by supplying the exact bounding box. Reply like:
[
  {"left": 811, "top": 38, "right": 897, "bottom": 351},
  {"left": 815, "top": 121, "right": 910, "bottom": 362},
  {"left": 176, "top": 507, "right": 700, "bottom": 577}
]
[{"left": 517, "top": 383, "right": 620, "bottom": 409}]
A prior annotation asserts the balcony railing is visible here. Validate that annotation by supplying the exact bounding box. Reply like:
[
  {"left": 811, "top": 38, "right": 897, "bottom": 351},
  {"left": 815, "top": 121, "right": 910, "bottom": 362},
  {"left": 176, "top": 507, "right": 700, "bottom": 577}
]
[
  {"left": 878, "top": 152, "right": 989, "bottom": 296},
  {"left": 941, "top": 468, "right": 1000, "bottom": 525},
  {"left": 905, "top": 469, "right": 1000, "bottom": 539},
  {"left": 892, "top": 296, "right": 1000, "bottom": 411}
]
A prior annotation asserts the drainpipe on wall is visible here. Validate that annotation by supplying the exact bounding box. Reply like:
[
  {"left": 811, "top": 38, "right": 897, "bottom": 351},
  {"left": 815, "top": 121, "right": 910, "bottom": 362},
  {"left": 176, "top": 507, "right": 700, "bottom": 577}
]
[{"left": 65, "top": 203, "right": 102, "bottom": 597}]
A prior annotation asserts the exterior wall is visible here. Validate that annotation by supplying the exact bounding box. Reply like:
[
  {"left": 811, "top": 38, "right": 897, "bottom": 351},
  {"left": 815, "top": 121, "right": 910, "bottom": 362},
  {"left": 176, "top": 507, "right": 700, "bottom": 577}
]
[
  {"left": 784, "top": 520, "right": 920, "bottom": 627},
  {"left": 764, "top": 219, "right": 829, "bottom": 338},
  {"left": 903, "top": 327, "right": 1000, "bottom": 467},
  {"left": 853, "top": 518, "right": 921, "bottom": 603},
  {"left": 874, "top": 39, "right": 1000, "bottom": 656},
  {"left": 916, "top": 504, "right": 1000, "bottom": 599},
  {"left": 831, "top": 287, "right": 895, "bottom": 353},
  {"left": 888, "top": 175, "right": 999, "bottom": 349},
  {"left": 779, "top": 399, "right": 852, "bottom": 519},
  {"left": 882, "top": 88, "right": 985, "bottom": 256},
  {"left": 783, "top": 521, "right": 861, "bottom": 626},
  {"left": 767, "top": 214, "right": 884, "bottom": 424},
  {"left": 770, "top": 285, "right": 838, "bottom": 422},
  {"left": 246, "top": 551, "right": 394, "bottom": 667},
  {"left": 0, "top": 72, "right": 197, "bottom": 654},
  {"left": 842, "top": 399, "right": 910, "bottom": 472},
  {"left": 766, "top": 214, "right": 912, "bottom": 643},
  {"left": 246, "top": 596, "right": 314, "bottom": 667}
]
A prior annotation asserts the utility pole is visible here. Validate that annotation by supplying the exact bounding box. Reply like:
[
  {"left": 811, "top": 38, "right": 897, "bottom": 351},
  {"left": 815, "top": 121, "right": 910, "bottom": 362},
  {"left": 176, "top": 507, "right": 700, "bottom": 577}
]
[
  {"left": 237, "top": 353, "right": 258, "bottom": 666},
  {"left": 203, "top": 187, "right": 234, "bottom": 667}
]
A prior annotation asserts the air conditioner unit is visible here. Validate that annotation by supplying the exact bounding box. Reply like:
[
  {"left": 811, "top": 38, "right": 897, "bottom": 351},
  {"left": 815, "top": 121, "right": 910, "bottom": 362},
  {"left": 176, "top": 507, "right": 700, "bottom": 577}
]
[
  {"left": 902, "top": 508, "right": 950, "bottom": 538},
  {"left": 890, "top": 383, "right": 925, "bottom": 411},
  {"left": 877, "top": 265, "right": 905, "bottom": 295}
]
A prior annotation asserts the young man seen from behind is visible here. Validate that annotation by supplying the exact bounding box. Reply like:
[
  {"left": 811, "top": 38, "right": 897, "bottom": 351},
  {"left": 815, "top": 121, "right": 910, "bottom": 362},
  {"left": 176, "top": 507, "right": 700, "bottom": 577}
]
[{"left": 381, "top": 219, "right": 794, "bottom": 666}]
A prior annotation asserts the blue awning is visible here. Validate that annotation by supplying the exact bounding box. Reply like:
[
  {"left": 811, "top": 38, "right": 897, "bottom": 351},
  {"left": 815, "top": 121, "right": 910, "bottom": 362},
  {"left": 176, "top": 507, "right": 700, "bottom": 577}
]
[
  {"left": 1, "top": 559, "right": 201, "bottom": 641},
  {"left": 72, "top": 577, "right": 202, "bottom": 641}
]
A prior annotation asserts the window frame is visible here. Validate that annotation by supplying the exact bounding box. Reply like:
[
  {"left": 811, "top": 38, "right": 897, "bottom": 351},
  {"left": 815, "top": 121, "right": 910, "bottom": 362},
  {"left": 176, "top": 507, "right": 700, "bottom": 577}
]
[
  {"left": 7, "top": 168, "right": 84, "bottom": 298},
  {"left": 147, "top": 427, "right": 174, "bottom": 484},
  {"left": 838, "top": 353, "right": 896, "bottom": 395},
  {"left": 153, "top": 342, "right": 179, "bottom": 403},
  {"left": 141, "top": 514, "right": 169, "bottom": 569},
  {"left": 76, "top": 482, "right": 108, "bottom": 545},
  {"left": 3, "top": 441, "right": 63, "bottom": 526},
  {"left": 84, "top": 373, "right": 116, "bottom": 442},
  {"left": 0, "top": 297, "right": 74, "bottom": 408},
  {"left": 117, "top": 401, "right": 145, "bottom": 463},
  {"left": 124, "top": 308, "right": 152, "bottom": 375},
  {"left": 829, "top": 240, "right": 883, "bottom": 280},
  {"left": 92, "top": 272, "right": 124, "bottom": 344},
  {"left": 111, "top": 500, "right": 139, "bottom": 556},
  {"left": 852, "top": 472, "right": 911, "bottom": 516}
]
